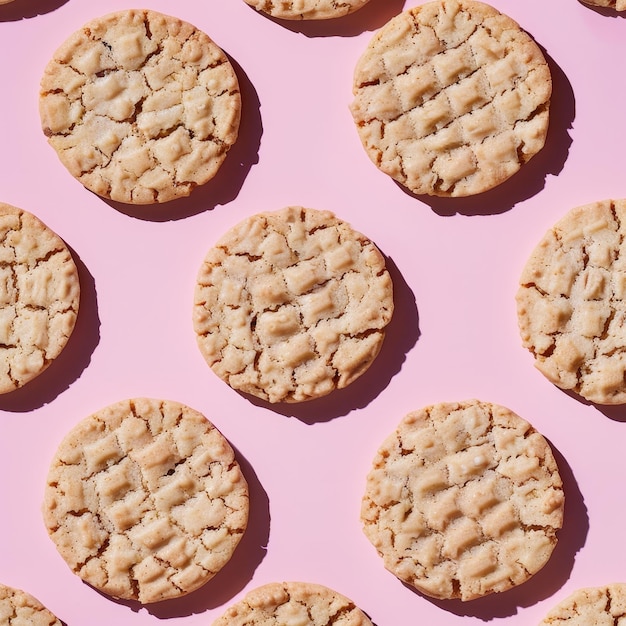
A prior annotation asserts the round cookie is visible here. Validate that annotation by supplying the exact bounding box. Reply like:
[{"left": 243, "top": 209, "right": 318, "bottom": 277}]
[
  {"left": 193, "top": 206, "right": 394, "bottom": 403},
  {"left": 350, "top": 0, "right": 551, "bottom": 198},
  {"left": 212, "top": 581, "right": 373, "bottom": 625},
  {"left": 0, "top": 202, "right": 79, "bottom": 394},
  {"left": 39, "top": 9, "right": 241, "bottom": 205},
  {"left": 579, "top": 0, "right": 626, "bottom": 9},
  {"left": 517, "top": 199, "right": 626, "bottom": 405},
  {"left": 361, "top": 399, "right": 564, "bottom": 601},
  {"left": 539, "top": 584, "right": 626, "bottom": 624},
  {"left": 242, "top": 0, "right": 370, "bottom": 20},
  {"left": 42, "top": 398, "right": 249, "bottom": 604},
  {"left": 0, "top": 583, "right": 61, "bottom": 625}
]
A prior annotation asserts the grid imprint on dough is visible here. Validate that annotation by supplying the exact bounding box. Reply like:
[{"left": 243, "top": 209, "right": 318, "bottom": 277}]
[
  {"left": 351, "top": 1, "right": 550, "bottom": 196},
  {"left": 39, "top": 10, "right": 241, "bottom": 204},
  {"left": 362, "top": 402, "right": 564, "bottom": 600},
  {"left": 0, "top": 206, "right": 79, "bottom": 393},
  {"left": 517, "top": 200, "right": 626, "bottom": 404},
  {"left": 44, "top": 400, "right": 248, "bottom": 603},
  {"left": 193, "top": 207, "right": 393, "bottom": 403}
]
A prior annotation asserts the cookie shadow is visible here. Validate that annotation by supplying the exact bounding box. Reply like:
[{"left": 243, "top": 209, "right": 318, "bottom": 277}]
[
  {"left": 577, "top": 1, "right": 626, "bottom": 17},
  {"left": 244, "top": 255, "right": 419, "bottom": 423},
  {"left": 0, "top": 248, "right": 100, "bottom": 412},
  {"left": 418, "top": 442, "right": 588, "bottom": 620},
  {"left": 411, "top": 49, "right": 574, "bottom": 217},
  {"left": 95, "top": 448, "right": 270, "bottom": 618},
  {"left": 0, "top": 0, "right": 68, "bottom": 21},
  {"left": 103, "top": 54, "right": 262, "bottom": 222},
  {"left": 554, "top": 388, "right": 626, "bottom": 423},
  {"left": 247, "top": 0, "right": 406, "bottom": 37}
]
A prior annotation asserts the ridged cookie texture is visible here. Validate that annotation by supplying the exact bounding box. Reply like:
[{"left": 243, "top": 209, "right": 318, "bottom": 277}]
[
  {"left": 211, "top": 581, "right": 373, "bottom": 626},
  {"left": 0, "top": 202, "right": 79, "bottom": 394},
  {"left": 350, "top": 0, "right": 551, "bottom": 197},
  {"left": 42, "top": 398, "right": 249, "bottom": 604},
  {"left": 39, "top": 9, "right": 241, "bottom": 205},
  {"left": 193, "top": 206, "right": 394, "bottom": 403},
  {"left": 539, "top": 584, "right": 626, "bottom": 624},
  {"left": 361, "top": 400, "right": 564, "bottom": 601},
  {"left": 517, "top": 199, "right": 626, "bottom": 405},
  {"left": 0, "top": 583, "right": 61, "bottom": 625},
  {"left": 242, "top": 0, "right": 370, "bottom": 20}
]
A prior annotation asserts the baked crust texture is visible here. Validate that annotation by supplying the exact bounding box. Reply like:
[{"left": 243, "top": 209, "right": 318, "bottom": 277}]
[
  {"left": 39, "top": 9, "right": 241, "bottom": 204},
  {"left": 0, "top": 583, "right": 62, "bottom": 625},
  {"left": 0, "top": 202, "right": 79, "bottom": 394},
  {"left": 350, "top": 0, "right": 551, "bottom": 197},
  {"left": 539, "top": 584, "right": 626, "bottom": 624},
  {"left": 517, "top": 199, "right": 626, "bottom": 405},
  {"left": 42, "top": 398, "right": 249, "bottom": 604},
  {"left": 361, "top": 400, "right": 564, "bottom": 601},
  {"left": 193, "top": 206, "right": 394, "bottom": 403},
  {"left": 212, "top": 581, "right": 373, "bottom": 625}
]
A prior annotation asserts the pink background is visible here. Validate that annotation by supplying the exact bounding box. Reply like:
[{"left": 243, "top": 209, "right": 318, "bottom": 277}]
[{"left": 0, "top": 0, "right": 625, "bottom": 623}]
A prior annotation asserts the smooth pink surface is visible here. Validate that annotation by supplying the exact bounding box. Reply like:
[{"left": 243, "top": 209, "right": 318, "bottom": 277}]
[{"left": 1, "top": 0, "right": 625, "bottom": 623}]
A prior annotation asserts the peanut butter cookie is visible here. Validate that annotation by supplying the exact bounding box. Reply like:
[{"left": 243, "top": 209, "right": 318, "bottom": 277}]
[
  {"left": 517, "top": 199, "right": 626, "bottom": 404},
  {"left": 539, "top": 584, "right": 626, "bottom": 624},
  {"left": 0, "top": 202, "right": 79, "bottom": 394},
  {"left": 212, "top": 581, "right": 373, "bottom": 625},
  {"left": 350, "top": 0, "right": 551, "bottom": 197},
  {"left": 0, "top": 583, "right": 61, "bottom": 625},
  {"left": 193, "top": 206, "right": 394, "bottom": 403},
  {"left": 361, "top": 400, "right": 564, "bottom": 601},
  {"left": 42, "top": 398, "right": 249, "bottom": 604},
  {"left": 242, "top": 0, "right": 370, "bottom": 20},
  {"left": 39, "top": 10, "right": 241, "bottom": 204}
]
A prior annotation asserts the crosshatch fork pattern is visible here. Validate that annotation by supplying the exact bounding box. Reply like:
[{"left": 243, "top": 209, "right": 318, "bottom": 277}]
[
  {"left": 361, "top": 400, "right": 564, "bottom": 601},
  {"left": 350, "top": 0, "right": 551, "bottom": 197},
  {"left": 42, "top": 398, "right": 249, "bottom": 605}
]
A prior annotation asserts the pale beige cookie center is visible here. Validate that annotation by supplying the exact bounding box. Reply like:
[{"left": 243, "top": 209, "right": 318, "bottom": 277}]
[
  {"left": 362, "top": 400, "right": 564, "bottom": 601},
  {"left": 194, "top": 206, "right": 394, "bottom": 403},
  {"left": 350, "top": 0, "right": 551, "bottom": 197},
  {"left": 39, "top": 9, "right": 241, "bottom": 204},
  {"left": 43, "top": 398, "right": 249, "bottom": 604}
]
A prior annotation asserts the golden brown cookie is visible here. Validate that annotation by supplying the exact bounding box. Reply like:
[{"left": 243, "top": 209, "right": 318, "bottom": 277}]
[
  {"left": 0, "top": 202, "right": 79, "bottom": 394},
  {"left": 539, "top": 584, "right": 626, "bottom": 624},
  {"left": 350, "top": 0, "right": 551, "bottom": 197},
  {"left": 517, "top": 199, "right": 626, "bottom": 405},
  {"left": 39, "top": 9, "right": 241, "bottom": 205},
  {"left": 242, "top": 0, "right": 370, "bottom": 20},
  {"left": 42, "top": 398, "right": 249, "bottom": 604},
  {"left": 0, "top": 583, "right": 61, "bottom": 625},
  {"left": 361, "top": 400, "right": 564, "bottom": 601},
  {"left": 193, "top": 206, "right": 394, "bottom": 403},
  {"left": 211, "top": 581, "right": 373, "bottom": 625}
]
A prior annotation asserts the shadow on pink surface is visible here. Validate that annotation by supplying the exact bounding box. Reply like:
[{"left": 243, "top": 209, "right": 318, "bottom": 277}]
[
  {"left": 0, "top": 0, "right": 67, "bottom": 21},
  {"left": 87, "top": 448, "right": 270, "bottom": 618},
  {"left": 0, "top": 248, "right": 100, "bottom": 412},
  {"left": 249, "top": 0, "right": 407, "bottom": 38},
  {"left": 104, "top": 54, "right": 262, "bottom": 222},
  {"left": 413, "top": 442, "right": 588, "bottom": 620},
  {"left": 244, "top": 255, "right": 420, "bottom": 422},
  {"left": 405, "top": 49, "right": 575, "bottom": 217}
]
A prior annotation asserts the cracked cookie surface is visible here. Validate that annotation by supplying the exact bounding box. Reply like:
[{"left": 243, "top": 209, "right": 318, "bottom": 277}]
[
  {"left": 350, "top": 0, "right": 551, "bottom": 197},
  {"left": 0, "top": 202, "right": 79, "bottom": 394},
  {"left": 39, "top": 9, "right": 241, "bottom": 205},
  {"left": 212, "top": 581, "right": 373, "bottom": 625},
  {"left": 539, "top": 584, "right": 626, "bottom": 624},
  {"left": 517, "top": 199, "right": 626, "bottom": 405},
  {"left": 361, "top": 400, "right": 564, "bottom": 601},
  {"left": 0, "top": 583, "right": 61, "bottom": 625},
  {"left": 42, "top": 398, "right": 249, "bottom": 604},
  {"left": 193, "top": 206, "right": 394, "bottom": 403},
  {"left": 242, "top": 0, "right": 370, "bottom": 20}
]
